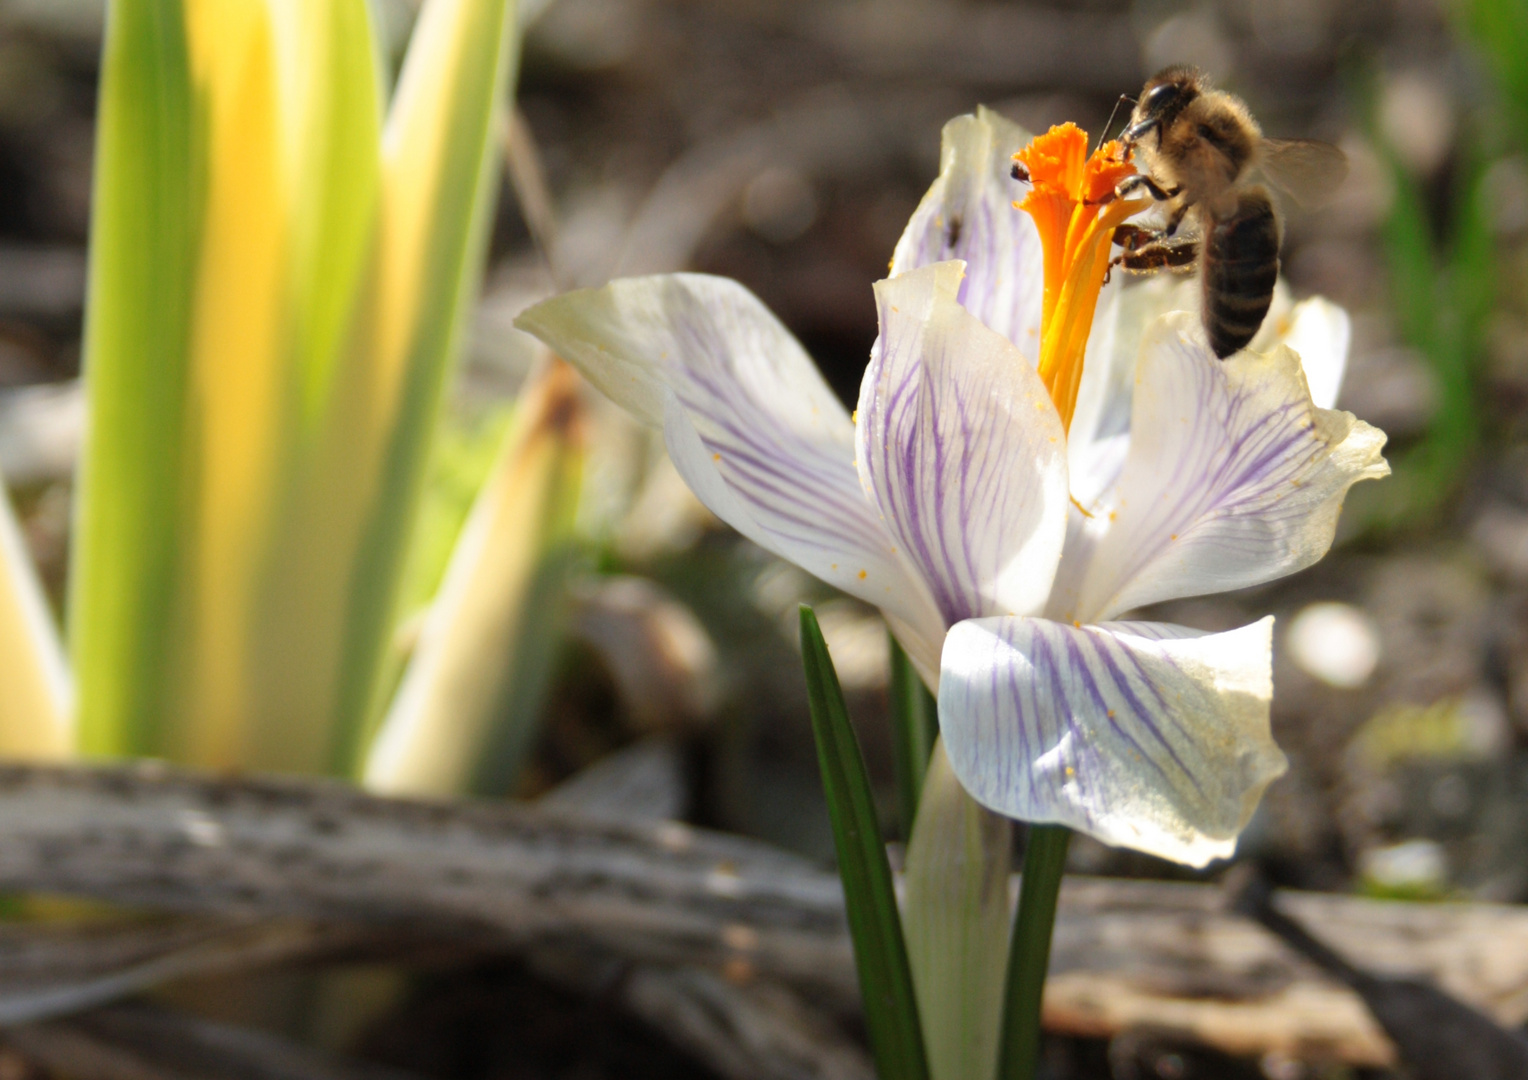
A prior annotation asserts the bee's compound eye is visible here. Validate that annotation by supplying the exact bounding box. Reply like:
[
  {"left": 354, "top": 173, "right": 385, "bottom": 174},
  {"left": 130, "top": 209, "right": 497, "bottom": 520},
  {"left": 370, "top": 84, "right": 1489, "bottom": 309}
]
[{"left": 1142, "top": 82, "right": 1180, "bottom": 115}]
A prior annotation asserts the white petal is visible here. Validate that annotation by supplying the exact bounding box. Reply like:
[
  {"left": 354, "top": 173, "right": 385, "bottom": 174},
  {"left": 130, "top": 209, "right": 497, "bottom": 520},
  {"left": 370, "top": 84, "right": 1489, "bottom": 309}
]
[
  {"left": 858, "top": 262, "right": 1069, "bottom": 627},
  {"left": 517, "top": 275, "right": 946, "bottom": 653},
  {"left": 1073, "top": 311, "right": 1388, "bottom": 623},
  {"left": 891, "top": 107, "right": 1044, "bottom": 363},
  {"left": 1066, "top": 274, "right": 1140, "bottom": 505},
  {"left": 1077, "top": 281, "right": 1353, "bottom": 475},
  {"left": 940, "top": 616, "right": 1285, "bottom": 867},
  {"left": 1268, "top": 296, "right": 1350, "bottom": 411}
]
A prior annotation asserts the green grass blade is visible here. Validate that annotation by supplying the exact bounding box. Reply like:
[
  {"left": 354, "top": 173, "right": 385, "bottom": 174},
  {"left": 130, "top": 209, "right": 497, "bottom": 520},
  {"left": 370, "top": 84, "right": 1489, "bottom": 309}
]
[
  {"left": 1347, "top": 59, "right": 1481, "bottom": 528},
  {"left": 997, "top": 824, "right": 1070, "bottom": 1080},
  {"left": 800, "top": 605, "right": 929, "bottom": 1080},
  {"left": 888, "top": 632, "right": 938, "bottom": 841},
  {"left": 1463, "top": 0, "right": 1528, "bottom": 145},
  {"left": 70, "top": 0, "right": 198, "bottom": 757}
]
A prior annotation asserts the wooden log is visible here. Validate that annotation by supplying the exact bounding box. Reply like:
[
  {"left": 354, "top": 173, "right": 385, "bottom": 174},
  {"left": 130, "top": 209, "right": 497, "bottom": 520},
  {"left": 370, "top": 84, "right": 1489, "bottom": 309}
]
[
  {"left": 1, "top": 763, "right": 1527, "bottom": 1068},
  {"left": 3, "top": 1001, "right": 425, "bottom": 1080}
]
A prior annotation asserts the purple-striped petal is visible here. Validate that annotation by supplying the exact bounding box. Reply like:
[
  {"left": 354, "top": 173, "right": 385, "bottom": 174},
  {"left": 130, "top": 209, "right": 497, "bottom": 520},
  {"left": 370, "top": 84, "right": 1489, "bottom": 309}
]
[
  {"left": 1068, "top": 311, "right": 1387, "bottom": 623},
  {"left": 516, "top": 274, "right": 946, "bottom": 663},
  {"left": 940, "top": 615, "right": 1284, "bottom": 867},
  {"left": 857, "top": 261, "right": 1069, "bottom": 627},
  {"left": 891, "top": 108, "right": 1044, "bottom": 363}
]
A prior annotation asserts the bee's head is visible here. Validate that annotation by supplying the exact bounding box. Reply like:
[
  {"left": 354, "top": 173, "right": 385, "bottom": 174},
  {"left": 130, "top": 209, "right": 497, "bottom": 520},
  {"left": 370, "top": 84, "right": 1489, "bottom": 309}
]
[{"left": 1124, "top": 66, "right": 1202, "bottom": 145}]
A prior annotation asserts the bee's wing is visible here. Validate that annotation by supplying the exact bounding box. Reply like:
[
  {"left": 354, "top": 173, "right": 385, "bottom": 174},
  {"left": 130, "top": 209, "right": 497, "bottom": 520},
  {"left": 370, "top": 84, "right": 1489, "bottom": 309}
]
[{"left": 1256, "top": 138, "right": 1348, "bottom": 208}]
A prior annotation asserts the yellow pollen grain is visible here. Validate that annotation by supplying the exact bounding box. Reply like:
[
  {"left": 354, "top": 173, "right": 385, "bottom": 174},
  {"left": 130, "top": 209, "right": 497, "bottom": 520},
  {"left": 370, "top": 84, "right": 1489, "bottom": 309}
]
[
  {"left": 858, "top": 569, "right": 868, "bottom": 580},
  {"left": 713, "top": 453, "right": 721, "bottom": 462}
]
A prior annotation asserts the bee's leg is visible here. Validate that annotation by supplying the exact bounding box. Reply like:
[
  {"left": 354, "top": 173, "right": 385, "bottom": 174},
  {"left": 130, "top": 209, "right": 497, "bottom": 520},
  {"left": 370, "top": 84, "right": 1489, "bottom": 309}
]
[
  {"left": 1116, "top": 174, "right": 1180, "bottom": 202},
  {"left": 1112, "top": 223, "right": 1159, "bottom": 252},
  {"left": 1164, "top": 200, "right": 1193, "bottom": 237},
  {"left": 1110, "top": 235, "right": 1199, "bottom": 276}
]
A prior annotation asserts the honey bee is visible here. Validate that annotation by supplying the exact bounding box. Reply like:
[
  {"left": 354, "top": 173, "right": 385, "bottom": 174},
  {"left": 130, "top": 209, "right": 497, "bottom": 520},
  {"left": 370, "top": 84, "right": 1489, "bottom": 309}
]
[{"left": 1110, "top": 66, "right": 1347, "bottom": 358}]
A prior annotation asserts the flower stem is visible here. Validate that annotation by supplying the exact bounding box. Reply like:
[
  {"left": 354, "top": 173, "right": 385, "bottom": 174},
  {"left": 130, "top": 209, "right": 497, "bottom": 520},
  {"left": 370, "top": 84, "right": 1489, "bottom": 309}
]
[{"left": 997, "top": 823, "right": 1071, "bottom": 1080}]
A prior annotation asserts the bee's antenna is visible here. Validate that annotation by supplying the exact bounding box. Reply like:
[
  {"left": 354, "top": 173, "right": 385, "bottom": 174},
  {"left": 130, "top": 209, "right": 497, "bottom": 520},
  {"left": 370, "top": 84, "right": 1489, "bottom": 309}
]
[{"left": 1094, "top": 93, "right": 1135, "bottom": 153}]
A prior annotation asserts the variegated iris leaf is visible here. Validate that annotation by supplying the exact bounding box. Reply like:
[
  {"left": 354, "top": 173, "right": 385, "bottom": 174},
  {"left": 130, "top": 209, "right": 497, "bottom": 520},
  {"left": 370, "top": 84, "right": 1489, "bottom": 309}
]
[{"left": 517, "top": 107, "right": 1386, "bottom": 867}]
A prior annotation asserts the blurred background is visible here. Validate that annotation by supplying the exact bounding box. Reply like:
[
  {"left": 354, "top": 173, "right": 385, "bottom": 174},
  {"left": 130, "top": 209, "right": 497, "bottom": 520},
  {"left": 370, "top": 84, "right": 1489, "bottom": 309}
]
[{"left": 0, "top": 0, "right": 1526, "bottom": 1076}]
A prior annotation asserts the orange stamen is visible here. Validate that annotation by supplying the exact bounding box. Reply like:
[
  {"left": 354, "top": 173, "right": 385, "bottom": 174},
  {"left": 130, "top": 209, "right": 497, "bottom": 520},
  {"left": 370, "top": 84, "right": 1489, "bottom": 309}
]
[{"left": 1014, "top": 123, "right": 1147, "bottom": 433}]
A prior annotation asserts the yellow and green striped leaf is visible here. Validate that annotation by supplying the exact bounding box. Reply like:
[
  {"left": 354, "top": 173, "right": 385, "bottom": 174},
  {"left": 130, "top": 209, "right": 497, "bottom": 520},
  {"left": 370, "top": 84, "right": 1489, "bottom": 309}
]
[
  {"left": 71, "top": 0, "right": 199, "bottom": 758},
  {"left": 364, "top": 359, "right": 584, "bottom": 797}
]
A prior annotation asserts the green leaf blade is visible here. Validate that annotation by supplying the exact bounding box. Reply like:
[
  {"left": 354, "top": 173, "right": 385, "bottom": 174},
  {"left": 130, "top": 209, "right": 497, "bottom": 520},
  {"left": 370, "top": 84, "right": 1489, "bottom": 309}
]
[
  {"left": 888, "top": 633, "right": 938, "bottom": 841},
  {"left": 998, "top": 823, "right": 1070, "bottom": 1080},
  {"left": 800, "top": 605, "right": 929, "bottom": 1080},
  {"left": 70, "top": 0, "right": 198, "bottom": 758}
]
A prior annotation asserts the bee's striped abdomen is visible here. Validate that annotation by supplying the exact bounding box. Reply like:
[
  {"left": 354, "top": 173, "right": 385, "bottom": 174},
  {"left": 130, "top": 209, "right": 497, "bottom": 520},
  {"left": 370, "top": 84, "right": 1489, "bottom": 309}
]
[{"left": 1202, "top": 189, "right": 1279, "bottom": 358}]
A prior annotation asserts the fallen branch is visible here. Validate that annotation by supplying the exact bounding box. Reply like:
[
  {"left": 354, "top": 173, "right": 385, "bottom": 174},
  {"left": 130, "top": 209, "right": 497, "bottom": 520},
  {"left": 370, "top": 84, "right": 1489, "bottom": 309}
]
[
  {"left": 2, "top": 764, "right": 1527, "bottom": 1068},
  {"left": 3, "top": 1001, "right": 425, "bottom": 1080}
]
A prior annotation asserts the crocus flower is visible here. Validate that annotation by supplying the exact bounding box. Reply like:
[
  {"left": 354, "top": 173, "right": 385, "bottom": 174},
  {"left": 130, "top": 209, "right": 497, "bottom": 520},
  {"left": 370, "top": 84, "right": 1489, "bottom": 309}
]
[{"left": 517, "top": 110, "right": 1387, "bottom": 865}]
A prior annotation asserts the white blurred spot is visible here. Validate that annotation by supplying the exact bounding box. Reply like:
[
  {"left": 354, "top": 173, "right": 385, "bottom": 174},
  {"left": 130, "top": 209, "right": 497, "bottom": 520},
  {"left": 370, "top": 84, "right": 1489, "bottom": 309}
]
[
  {"left": 1380, "top": 71, "right": 1456, "bottom": 177},
  {"left": 741, "top": 167, "right": 818, "bottom": 244},
  {"left": 812, "top": 601, "right": 890, "bottom": 692},
  {"left": 721, "top": 923, "right": 759, "bottom": 952},
  {"left": 752, "top": 560, "right": 813, "bottom": 616},
  {"left": 1359, "top": 838, "right": 1447, "bottom": 892},
  {"left": 178, "top": 810, "right": 225, "bottom": 848},
  {"left": 1286, "top": 602, "right": 1380, "bottom": 689},
  {"left": 705, "top": 865, "right": 744, "bottom": 898},
  {"left": 655, "top": 821, "right": 695, "bottom": 853},
  {"left": 1260, "top": 1051, "right": 1307, "bottom": 1080}
]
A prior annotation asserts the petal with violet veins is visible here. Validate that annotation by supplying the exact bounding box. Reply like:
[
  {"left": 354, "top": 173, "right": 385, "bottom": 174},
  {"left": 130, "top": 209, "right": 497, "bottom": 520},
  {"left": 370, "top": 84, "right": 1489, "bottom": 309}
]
[
  {"left": 891, "top": 107, "right": 1044, "bottom": 363},
  {"left": 1070, "top": 311, "right": 1387, "bottom": 624},
  {"left": 516, "top": 275, "right": 945, "bottom": 660},
  {"left": 858, "top": 261, "right": 1070, "bottom": 628},
  {"left": 940, "top": 616, "right": 1284, "bottom": 867},
  {"left": 1138, "top": 277, "right": 1354, "bottom": 411}
]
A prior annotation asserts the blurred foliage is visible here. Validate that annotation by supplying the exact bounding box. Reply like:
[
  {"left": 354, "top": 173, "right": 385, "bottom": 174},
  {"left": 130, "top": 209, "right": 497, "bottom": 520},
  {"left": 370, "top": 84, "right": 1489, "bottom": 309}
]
[
  {"left": 64, "top": 0, "right": 525, "bottom": 777},
  {"left": 1354, "top": 0, "right": 1528, "bottom": 527},
  {"left": 0, "top": 0, "right": 589, "bottom": 803},
  {"left": 365, "top": 360, "right": 585, "bottom": 797},
  {"left": 398, "top": 402, "right": 518, "bottom": 619},
  {"left": 1461, "top": 0, "right": 1528, "bottom": 142},
  {"left": 1358, "top": 74, "right": 1492, "bottom": 525}
]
